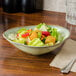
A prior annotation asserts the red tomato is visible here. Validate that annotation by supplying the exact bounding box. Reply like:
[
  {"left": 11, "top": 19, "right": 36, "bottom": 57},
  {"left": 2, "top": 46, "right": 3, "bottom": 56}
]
[
  {"left": 22, "top": 33, "right": 29, "bottom": 38},
  {"left": 42, "top": 31, "right": 50, "bottom": 36}
]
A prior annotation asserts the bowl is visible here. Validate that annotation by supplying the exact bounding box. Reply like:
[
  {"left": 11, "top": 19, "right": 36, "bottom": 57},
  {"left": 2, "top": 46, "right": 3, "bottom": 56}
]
[{"left": 3, "top": 25, "right": 70, "bottom": 55}]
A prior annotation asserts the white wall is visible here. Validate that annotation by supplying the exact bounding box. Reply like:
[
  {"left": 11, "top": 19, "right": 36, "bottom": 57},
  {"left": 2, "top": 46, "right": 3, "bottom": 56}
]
[
  {"left": 36, "top": 0, "right": 66, "bottom": 13},
  {"left": 43, "top": 0, "right": 66, "bottom": 12}
]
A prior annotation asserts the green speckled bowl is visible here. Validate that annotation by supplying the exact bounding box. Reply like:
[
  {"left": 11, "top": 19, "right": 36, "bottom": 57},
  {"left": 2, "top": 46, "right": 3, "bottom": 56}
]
[{"left": 3, "top": 25, "right": 70, "bottom": 55}]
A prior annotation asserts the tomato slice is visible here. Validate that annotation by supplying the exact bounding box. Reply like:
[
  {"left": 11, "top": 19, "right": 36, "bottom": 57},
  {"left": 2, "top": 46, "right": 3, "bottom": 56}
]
[
  {"left": 42, "top": 31, "right": 50, "bottom": 36},
  {"left": 22, "top": 33, "right": 29, "bottom": 38}
]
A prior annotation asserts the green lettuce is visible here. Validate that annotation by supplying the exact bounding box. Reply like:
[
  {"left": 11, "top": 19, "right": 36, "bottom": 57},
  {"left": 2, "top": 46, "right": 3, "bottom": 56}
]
[
  {"left": 13, "top": 38, "right": 26, "bottom": 44},
  {"left": 38, "top": 32, "right": 42, "bottom": 38},
  {"left": 17, "top": 28, "right": 26, "bottom": 33},
  {"left": 36, "top": 23, "right": 46, "bottom": 29},
  {"left": 51, "top": 28, "right": 58, "bottom": 41},
  {"left": 28, "top": 38, "right": 44, "bottom": 46},
  {"left": 57, "top": 32, "right": 64, "bottom": 42}
]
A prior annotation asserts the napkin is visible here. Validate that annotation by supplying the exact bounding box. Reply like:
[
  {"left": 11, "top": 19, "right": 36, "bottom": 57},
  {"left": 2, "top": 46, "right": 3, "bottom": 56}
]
[{"left": 50, "top": 39, "right": 76, "bottom": 72}]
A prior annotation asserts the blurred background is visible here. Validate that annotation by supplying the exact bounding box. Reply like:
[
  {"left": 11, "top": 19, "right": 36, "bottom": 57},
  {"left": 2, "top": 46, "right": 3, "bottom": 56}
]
[
  {"left": 36, "top": 0, "right": 66, "bottom": 12},
  {"left": 0, "top": 0, "right": 66, "bottom": 13}
]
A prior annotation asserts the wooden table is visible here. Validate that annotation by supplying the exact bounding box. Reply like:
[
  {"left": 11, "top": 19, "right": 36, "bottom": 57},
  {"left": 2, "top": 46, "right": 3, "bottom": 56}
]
[{"left": 0, "top": 8, "right": 76, "bottom": 76}]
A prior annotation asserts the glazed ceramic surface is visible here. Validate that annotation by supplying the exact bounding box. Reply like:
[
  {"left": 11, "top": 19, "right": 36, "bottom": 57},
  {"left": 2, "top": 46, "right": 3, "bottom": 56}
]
[{"left": 3, "top": 25, "right": 70, "bottom": 55}]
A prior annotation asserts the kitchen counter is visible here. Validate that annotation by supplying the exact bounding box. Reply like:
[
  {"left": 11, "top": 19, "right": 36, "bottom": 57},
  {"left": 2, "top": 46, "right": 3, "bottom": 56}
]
[{"left": 0, "top": 8, "right": 76, "bottom": 76}]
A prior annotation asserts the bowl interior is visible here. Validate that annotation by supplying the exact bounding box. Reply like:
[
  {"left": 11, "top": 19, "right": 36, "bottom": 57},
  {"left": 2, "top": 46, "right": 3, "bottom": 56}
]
[{"left": 3, "top": 25, "right": 70, "bottom": 47}]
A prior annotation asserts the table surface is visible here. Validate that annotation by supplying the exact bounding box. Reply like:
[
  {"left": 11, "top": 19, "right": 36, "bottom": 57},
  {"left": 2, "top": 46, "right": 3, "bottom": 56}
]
[{"left": 0, "top": 8, "right": 76, "bottom": 76}]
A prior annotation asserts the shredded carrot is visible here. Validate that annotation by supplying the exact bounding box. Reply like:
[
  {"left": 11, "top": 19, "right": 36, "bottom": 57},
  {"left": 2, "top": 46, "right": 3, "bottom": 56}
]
[{"left": 41, "top": 35, "right": 45, "bottom": 40}]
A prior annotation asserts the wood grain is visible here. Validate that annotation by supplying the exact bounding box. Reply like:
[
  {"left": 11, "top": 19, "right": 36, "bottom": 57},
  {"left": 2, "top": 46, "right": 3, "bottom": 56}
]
[{"left": 0, "top": 8, "right": 76, "bottom": 76}]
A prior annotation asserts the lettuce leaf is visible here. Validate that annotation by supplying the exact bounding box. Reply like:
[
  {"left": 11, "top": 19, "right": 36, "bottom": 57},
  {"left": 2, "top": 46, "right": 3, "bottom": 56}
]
[
  {"left": 13, "top": 38, "right": 26, "bottom": 44},
  {"left": 36, "top": 23, "right": 46, "bottom": 29},
  {"left": 36, "top": 23, "right": 47, "bottom": 31},
  {"left": 17, "top": 28, "right": 26, "bottom": 33},
  {"left": 51, "top": 28, "right": 58, "bottom": 41},
  {"left": 51, "top": 28, "right": 64, "bottom": 42},
  {"left": 57, "top": 32, "right": 64, "bottom": 42},
  {"left": 28, "top": 38, "right": 44, "bottom": 46},
  {"left": 38, "top": 32, "right": 42, "bottom": 38}
]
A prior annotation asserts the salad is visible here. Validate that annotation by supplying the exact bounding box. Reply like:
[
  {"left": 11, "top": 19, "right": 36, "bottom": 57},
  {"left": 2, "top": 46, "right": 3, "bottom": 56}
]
[{"left": 8, "top": 23, "right": 64, "bottom": 47}]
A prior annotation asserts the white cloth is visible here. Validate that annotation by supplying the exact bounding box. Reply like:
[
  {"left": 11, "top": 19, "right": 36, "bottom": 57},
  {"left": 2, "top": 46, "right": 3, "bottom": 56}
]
[{"left": 50, "top": 39, "right": 76, "bottom": 72}]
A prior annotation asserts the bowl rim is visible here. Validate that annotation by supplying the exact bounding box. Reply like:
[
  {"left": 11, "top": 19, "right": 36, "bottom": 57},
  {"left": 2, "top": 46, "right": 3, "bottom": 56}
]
[{"left": 3, "top": 25, "right": 70, "bottom": 48}]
